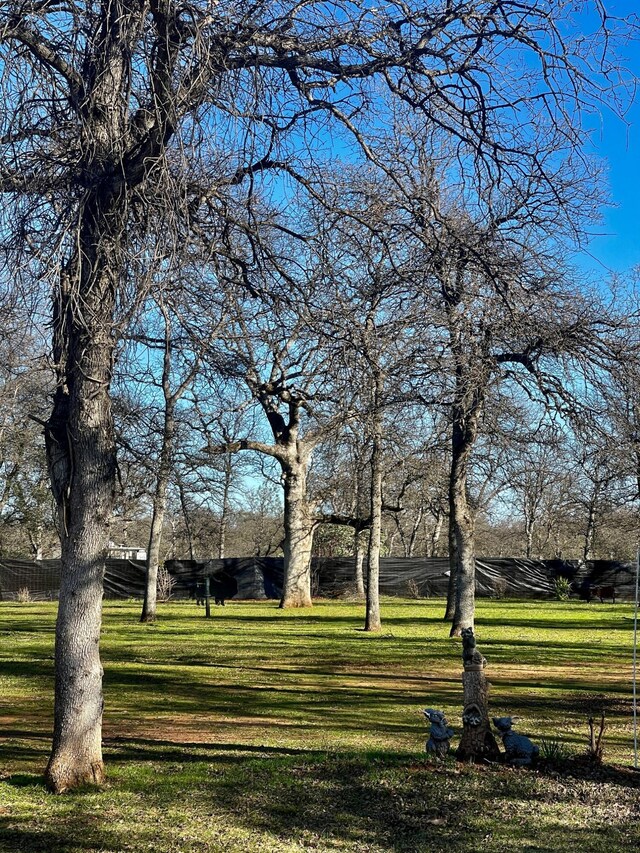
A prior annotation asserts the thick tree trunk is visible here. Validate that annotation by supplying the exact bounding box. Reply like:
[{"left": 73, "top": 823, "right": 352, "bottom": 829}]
[
  {"left": 449, "top": 408, "right": 481, "bottom": 637},
  {"left": 449, "top": 482, "right": 476, "bottom": 637},
  {"left": 280, "top": 461, "right": 315, "bottom": 608},
  {"left": 45, "top": 221, "right": 118, "bottom": 791}
]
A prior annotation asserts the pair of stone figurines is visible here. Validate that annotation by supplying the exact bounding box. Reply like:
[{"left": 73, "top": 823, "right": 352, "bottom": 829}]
[{"left": 424, "top": 709, "right": 539, "bottom": 765}]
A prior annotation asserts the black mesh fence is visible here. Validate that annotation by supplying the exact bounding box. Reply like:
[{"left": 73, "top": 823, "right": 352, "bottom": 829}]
[{"left": 0, "top": 554, "right": 636, "bottom": 601}]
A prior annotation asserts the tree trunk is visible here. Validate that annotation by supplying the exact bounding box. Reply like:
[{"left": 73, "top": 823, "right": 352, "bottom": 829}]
[
  {"left": 141, "top": 478, "right": 168, "bottom": 623},
  {"left": 449, "top": 479, "right": 476, "bottom": 637},
  {"left": 280, "top": 460, "right": 315, "bottom": 608},
  {"left": 44, "top": 213, "right": 119, "bottom": 791},
  {"left": 444, "top": 512, "right": 457, "bottom": 621},
  {"left": 407, "top": 506, "right": 423, "bottom": 558},
  {"left": 427, "top": 507, "right": 444, "bottom": 558},
  {"left": 140, "top": 302, "right": 188, "bottom": 624},
  {"left": 219, "top": 453, "right": 232, "bottom": 559},
  {"left": 449, "top": 408, "right": 481, "bottom": 637},
  {"left": 178, "top": 480, "right": 196, "bottom": 561},
  {"left": 524, "top": 496, "right": 536, "bottom": 558},
  {"left": 354, "top": 528, "right": 367, "bottom": 599},
  {"left": 525, "top": 519, "right": 534, "bottom": 559},
  {"left": 583, "top": 486, "right": 599, "bottom": 561},
  {"left": 365, "top": 395, "right": 383, "bottom": 632}
]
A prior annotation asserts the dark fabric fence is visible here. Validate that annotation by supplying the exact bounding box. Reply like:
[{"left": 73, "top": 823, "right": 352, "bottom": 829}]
[{"left": 0, "top": 555, "right": 636, "bottom": 601}]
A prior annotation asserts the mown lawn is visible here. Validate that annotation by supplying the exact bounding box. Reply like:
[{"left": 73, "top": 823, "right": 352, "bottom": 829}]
[{"left": 1, "top": 598, "right": 639, "bottom": 852}]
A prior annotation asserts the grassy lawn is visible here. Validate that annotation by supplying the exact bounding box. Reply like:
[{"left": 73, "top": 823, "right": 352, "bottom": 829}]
[{"left": 1, "top": 598, "right": 639, "bottom": 852}]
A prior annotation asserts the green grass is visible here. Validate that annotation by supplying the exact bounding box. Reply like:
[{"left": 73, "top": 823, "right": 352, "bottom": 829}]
[{"left": 1, "top": 598, "right": 639, "bottom": 852}]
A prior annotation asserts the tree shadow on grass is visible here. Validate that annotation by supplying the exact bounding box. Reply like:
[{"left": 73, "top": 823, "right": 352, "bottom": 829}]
[
  {"left": 112, "top": 746, "right": 640, "bottom": 851},
  {"left": 103, "top": 736, "right": 326, "bottom": 763},
  {"left": 3, "top": 741, "right": 640, "bottom": 852},
  {"left": 0, "top": 821, "right": 127, "bottom": 853}
]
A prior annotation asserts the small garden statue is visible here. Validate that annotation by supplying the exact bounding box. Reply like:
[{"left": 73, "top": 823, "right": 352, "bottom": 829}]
[
  {"left": 461, "top": 627, "right": 487, "bottom": 670},
  {"left": 493, "top": 717, "right": 539, "bottom": 767},
  {"left": 424, "top": 708, "right": 454, "bottom": 758}
]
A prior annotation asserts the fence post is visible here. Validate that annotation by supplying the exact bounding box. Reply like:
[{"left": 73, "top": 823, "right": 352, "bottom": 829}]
[{"left": 204, "top": 576, "right": 211, "bottom": 619}]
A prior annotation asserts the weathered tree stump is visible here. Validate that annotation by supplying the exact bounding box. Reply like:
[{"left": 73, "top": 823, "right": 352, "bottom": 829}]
[{"left": 456, "top": 628, "right": 501, "bottom": 763}]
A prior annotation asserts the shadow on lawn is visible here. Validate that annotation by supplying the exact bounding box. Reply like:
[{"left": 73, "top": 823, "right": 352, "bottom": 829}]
[
  {"left": 3, "top": 741, "right": 639, "bottom": 852},
  {"left": 0, "top": 819, "right": 127, "bottom": 853}
]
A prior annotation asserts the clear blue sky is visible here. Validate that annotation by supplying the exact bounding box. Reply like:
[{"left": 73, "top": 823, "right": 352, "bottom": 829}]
[
  {"left": 582, "top": 5, "right": 640, "bottom": 277},
  {"left": 586, "top": 103, "right": 640, "bottom": 275}
]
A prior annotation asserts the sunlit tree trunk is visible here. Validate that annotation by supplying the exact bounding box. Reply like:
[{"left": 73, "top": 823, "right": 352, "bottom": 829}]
[
  {"left": 281, "top": 457, "right": 315, "bottom": 607},
  {"left": 44, "top": 203, "right": 121, "bottom": 792},
  {"left": 141, "top": 406, "right": 174, "bottom": 622},
  {"left": 354, "top": 528, "right": 367, "bottom": 599},
  {"left": 218, "top": 452, "right": 233, "bottom": 559}
]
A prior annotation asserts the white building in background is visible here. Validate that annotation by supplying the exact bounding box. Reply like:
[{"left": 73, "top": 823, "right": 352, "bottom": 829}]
[{"left": 108, "top": 543, "right": 147, "bottom": 561}]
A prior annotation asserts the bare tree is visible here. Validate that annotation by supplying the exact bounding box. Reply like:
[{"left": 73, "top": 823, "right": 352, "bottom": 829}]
[{"left": 204, "top": 289, "right": 354, "bottom": 607}]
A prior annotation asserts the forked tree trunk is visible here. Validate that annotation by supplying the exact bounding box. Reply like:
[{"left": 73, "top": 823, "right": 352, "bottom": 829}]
[{"left": 280, "top": 461, "right": 315, "bottom": 608}]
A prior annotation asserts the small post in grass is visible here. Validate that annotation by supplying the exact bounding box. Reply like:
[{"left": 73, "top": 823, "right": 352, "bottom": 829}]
[{"left": 204, "top": 576, "right": 211, "bottom": 619}]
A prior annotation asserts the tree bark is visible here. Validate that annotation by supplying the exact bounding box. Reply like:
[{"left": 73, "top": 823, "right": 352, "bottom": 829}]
[
  {"left": 428, "top": 507, "right": 444, "bottom": 558},
  {"left": 444, "top": 511, "right": 457, "bottom": 621},
  {"left": 141, "top": 415, "right": 173, "bottom": 621},
  {"left": 280, "top": 459, "right": 315, "bottom": 608},
  {"left": 218, "top": 452, "right": 233, "bottom": 559},
  {"left": 437, "top": 254, "right": 486, "bottom": 636},
  {"left": 583, "top": 484, "right": 599, "bottom": 561},
  {"left": 449, "top": 415, "right": 478, "bottom": 637},
  {"left": 44, "top": 204, "right": 120, "bottom": 792},
  {"left": 354, "top": 528, "right": 367, "bottom": 599},
  {"left": 178, "top": 480, "right": 196, "bottom": 561}
]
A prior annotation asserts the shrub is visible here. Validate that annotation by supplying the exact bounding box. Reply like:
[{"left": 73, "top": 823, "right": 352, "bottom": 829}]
[
  {"left": 16, "top": 587, "right": 32, "bottom": 603},
  {"left": 539, "top": 737, "right": 573, "bottom": 764},
  {"left": 156, "top": 566, "right": 175, "bottom": 602},
  {"left": 553, "top": 576, "right": 571, "bottom": 601},
  {"left": 406, "top": 578, "right": 421, "bottom": 599}
]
